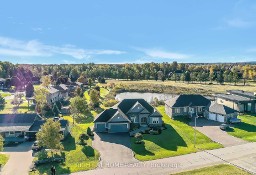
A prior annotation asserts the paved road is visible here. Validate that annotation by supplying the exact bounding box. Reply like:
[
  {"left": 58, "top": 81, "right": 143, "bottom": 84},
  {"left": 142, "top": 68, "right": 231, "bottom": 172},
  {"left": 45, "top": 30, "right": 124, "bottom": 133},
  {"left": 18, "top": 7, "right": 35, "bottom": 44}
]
[
  {"left": 190, "top": 118, "right": 247, "bottom": 147},
  {"left": 71, "top": 142, "right": 256, "bottom": 175},
  {"left": 93, "top": 133, "right": 138, "bottom": 167},
  {"left": 1, "top": 142, "right": 33, "bottom": 175}
]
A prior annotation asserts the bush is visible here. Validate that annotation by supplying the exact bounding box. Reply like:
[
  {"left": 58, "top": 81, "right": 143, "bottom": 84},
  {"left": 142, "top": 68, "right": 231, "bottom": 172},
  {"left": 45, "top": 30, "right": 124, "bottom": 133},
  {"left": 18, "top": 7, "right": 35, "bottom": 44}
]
[
  {"left": 87, "top": 127, "right": 94, "bottom": 136},
  {"left": 103, "top": 99, "right": 118, "bottom": 107},
  {"left": 134, "top": 133, "right": 143, "bottom": 144}
]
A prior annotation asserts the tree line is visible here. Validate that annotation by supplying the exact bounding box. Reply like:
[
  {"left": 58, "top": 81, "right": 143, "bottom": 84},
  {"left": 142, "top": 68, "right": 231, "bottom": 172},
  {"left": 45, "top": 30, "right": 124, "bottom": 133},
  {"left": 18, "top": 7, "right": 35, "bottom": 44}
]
[{"left": 1, "top": 61, "right": 256, "bottom": 85}]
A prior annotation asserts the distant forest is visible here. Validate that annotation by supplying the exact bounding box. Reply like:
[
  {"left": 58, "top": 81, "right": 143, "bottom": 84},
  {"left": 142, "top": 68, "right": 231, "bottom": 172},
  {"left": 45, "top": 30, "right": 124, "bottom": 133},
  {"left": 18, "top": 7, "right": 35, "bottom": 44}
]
[{"left": 1, "top": 61, "right": 256, "bottom": 85}]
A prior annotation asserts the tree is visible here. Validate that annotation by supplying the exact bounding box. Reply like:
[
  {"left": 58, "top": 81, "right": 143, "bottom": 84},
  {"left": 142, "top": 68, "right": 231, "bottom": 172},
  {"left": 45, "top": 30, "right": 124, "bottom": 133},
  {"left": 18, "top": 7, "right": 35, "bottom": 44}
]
[
  {"left": 36, "top": 119, "right": 63, "bottom": 156},
  {"left": 0, "top": 135, "right": 3, "bottom": 151},
  {"left": 41, "top": 75, "right": 51, "bottom": 87},
  {"left": 184, "top": 71, "right": 191, "bottom": 83},
  {"left": 74, "top": 86, "right": 84, "bottom": 97},
  {"left": 233, "top": 70, "right": 239, "bottom": 85},
  {"left": 88, "top": 78, "right": 93, "bottom": 88},
  {"left": 34, "top": 87, "right": 49, "bottom": 115},
  {"left": 25, "top": 82, "right": 34, "bottom": 97},
  {"left": 89, "top": 89, "right": 100, "bottom": 108},
  {"left": 216, "top": 71, "right": 224, "bottom": 84},
  {"left": 70, "top": 96, "right": 88, "bottom": 123},
  {"left": 0, "top": 94, "right": 5, "bottom": 111}
]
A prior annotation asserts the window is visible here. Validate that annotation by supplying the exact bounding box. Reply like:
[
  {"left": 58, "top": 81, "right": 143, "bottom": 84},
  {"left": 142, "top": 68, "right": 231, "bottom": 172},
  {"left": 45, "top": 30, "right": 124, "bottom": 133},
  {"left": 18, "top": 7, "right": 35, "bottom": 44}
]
[
  {"left": 152, "top": 118, "right": 159, "bottom": 124},
  {"left": 184, "top": 107, "right": 187, "bottom": 112},
  {"left": 141, "top": 117, "right": 147, "bottom": 123},
  {"left": 198, "top": 107, "right": 202, "bottom": 112},
  {"left": 175, "top": 108, "right": 180, "bottom": 113}
]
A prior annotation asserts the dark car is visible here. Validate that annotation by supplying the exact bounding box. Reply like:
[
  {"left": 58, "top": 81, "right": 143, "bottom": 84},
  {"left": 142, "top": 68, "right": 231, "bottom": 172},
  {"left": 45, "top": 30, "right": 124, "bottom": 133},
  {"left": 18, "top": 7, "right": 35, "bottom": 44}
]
[
  {"left": 31, "top": 141, "right": 42, "bottom": 151},
  {"left": 220, "top": 124, "right": 229, "bottom": 130}
]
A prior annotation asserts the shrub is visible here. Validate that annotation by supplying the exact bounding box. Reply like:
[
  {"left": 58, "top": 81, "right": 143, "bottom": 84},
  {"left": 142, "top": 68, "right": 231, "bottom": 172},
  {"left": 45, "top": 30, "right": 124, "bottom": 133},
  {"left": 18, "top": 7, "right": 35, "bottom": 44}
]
[
  {"left": 149, "top": 129, "right": 160, "bottom": 135},
  {"left": 103, "top": 99, "right": 118, "bottom": 107},
  {"left": 134, "top": 133, "right": 143, "bottom": 144},
  {"left": 87, "top": 127, "right": 94, "bottom": 136}
]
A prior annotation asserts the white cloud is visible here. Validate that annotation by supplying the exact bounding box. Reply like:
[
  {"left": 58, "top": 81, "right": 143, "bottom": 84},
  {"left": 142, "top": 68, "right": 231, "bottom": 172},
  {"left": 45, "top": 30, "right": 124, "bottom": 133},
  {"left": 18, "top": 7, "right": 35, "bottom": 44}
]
[
  {"left": 32, "top": 27, "right": 43, "bottom": 32},
  {"left": 136, "top": 48, "right": 191, "bottom": 59},
  {"left": 226, "top": 18, "right": 252, "bottom": 28},
  {"left": 0, "top": 36, "right": 125, "bottom": 59}
]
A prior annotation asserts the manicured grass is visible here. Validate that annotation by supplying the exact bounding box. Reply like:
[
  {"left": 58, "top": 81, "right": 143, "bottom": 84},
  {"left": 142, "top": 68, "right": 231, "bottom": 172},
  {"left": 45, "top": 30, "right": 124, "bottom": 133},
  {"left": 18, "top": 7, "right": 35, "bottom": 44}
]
[
  {"left": 131, "top": 106, "right": 222, "bottom": 161},
  {"left": 227, "top": 114, "right": 256, "bottom": 142},
  {"left": 31, "top": 122, "right": 99, "bottom": 174},
  {"left": 0, "top": 153, "right": 9, "bottom": 166},
  {"left": 0, "top": 98, "right": 35, "bottom": 114},
  {"left": 0, "top": 91, "right": 11, "bottom": 98},
  {"left": 174, "top": 164, "right": 250, "bottom": 175}
]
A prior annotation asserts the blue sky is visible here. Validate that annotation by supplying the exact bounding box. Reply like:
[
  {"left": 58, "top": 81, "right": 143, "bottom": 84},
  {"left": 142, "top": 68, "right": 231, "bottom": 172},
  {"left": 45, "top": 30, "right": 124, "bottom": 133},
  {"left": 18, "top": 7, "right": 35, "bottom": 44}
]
[{"left": 0, "top": 0, "right": 256, "bottom": 64}]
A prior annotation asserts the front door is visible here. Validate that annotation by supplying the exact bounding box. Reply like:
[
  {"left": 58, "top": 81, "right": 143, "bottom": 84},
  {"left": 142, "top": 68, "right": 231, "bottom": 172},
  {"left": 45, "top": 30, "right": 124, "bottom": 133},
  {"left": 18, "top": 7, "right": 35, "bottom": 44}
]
[
  {"left": 140, "top": 117, "right": 147, "bottom": 125},
  {"left": 189, "top": 107, "right": 195, "bottom": 114}
]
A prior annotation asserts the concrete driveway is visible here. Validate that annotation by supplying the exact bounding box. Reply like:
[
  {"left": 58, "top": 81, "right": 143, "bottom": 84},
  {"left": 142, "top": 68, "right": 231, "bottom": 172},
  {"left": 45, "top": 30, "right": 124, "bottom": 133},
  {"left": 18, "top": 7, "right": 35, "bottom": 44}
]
[
  {"left": 2, "top": 142, "right": 33, "bottom": 175},
  {"left": 93, "top": 132, "right": 138, "bottom": 167},
  {"left": 190, "top": 118, "right": 247, "bottom": 147}
]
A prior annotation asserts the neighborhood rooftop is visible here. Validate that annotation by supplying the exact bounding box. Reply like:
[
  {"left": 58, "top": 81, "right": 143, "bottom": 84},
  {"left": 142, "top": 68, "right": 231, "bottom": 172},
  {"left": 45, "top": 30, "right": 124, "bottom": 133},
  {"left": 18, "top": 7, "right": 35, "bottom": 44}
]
[
  {"left": 209, "top": 102, "right": 238, "bottom": 115},
  {"left": 215, "top": 93, "right": 252, "bottom": 102},
  {"left": 165, "top": 94, "right": 210, "bottom": 107},
  {"left": 227, "top": 90, "right": 256, "bottom": 99}
]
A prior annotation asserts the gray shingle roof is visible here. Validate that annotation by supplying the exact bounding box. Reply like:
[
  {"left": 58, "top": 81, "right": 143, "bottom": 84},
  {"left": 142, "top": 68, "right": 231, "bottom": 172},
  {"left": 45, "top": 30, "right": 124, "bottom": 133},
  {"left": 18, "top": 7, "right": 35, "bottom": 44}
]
[
  {"left": 209, "top": 102, "right": 237, "bottom": 115},
  {"left": 118, "top": 99, "right": 155, "bottom": 114},
  {"left": 28, "top": 119, "right": 68, "bottom": 132},
  {"left": 48, "top": 86, "right": 59, "bottom": 94},
  {"left": 94, "top": 108, "right": 118, "bottom": 122},
  {"left": 215, "top": 94, "right": 251, "bottom": 102},
  {"left": 227, "top": 90, "right": 256, "bottom": 99},
  {"left": 165, "top": 94, "right": 210, "bottom": 107}
]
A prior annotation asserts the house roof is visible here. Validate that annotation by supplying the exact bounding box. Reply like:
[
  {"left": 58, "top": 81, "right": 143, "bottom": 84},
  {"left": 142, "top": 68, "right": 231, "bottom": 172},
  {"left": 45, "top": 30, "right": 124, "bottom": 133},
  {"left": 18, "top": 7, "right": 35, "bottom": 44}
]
[
  {"left": 0, "top": 114, "right": 38, "bottom": 124},
  {"left": 227, "top": 90, "right": 256, "bottom": 99},
  {"left": 127, "top": 101, "right": 145, "bottom": 114},
  {"left": 47, "top": 86, "right": 59, "bottom": 94},
  {"left": 209, "top": 102, "right": 238, "bottom": 115},
  {"left": 94, "top": 108, "right": 118, "bottom": 122},
  {"left": 28, "top": 119, "right": 68, "bottom": 132},
  {"left": 118, "top": 99, "right": 155, "bottom": 114},
  {"left": 53, "top": 84, "right": 68, "bottom": 92},
  {"left": 165, "top": 94, "right": 210, "bottom": 107},
  {"left": 215, "top": 94, "right": 251, "bottom": 102},
  {"left": 0, "top": 114, "right": 39, "bottom": 132}
]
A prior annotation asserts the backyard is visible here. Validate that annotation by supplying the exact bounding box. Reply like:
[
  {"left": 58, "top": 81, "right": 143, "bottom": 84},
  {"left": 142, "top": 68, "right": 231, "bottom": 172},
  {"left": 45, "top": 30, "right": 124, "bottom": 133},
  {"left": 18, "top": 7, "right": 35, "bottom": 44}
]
[
  {"left": 174, "top": 164, "right": 250, "bottom": 175},
  {"left": 30, "top": 117, "right": 99, "bottom": 174},
  {"left": 131, "top": 106, "right": 222, "bottom": 161},
  {"left": 227, "top": 114, "right": 256, "bottom": 142}
]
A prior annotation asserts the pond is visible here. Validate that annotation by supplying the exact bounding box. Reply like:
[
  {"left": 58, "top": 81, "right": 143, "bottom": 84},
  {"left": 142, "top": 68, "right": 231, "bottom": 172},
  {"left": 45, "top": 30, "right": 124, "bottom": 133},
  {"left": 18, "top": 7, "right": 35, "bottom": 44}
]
[{"left": 115, "top": 92, "right": 176, "bottom": 103}]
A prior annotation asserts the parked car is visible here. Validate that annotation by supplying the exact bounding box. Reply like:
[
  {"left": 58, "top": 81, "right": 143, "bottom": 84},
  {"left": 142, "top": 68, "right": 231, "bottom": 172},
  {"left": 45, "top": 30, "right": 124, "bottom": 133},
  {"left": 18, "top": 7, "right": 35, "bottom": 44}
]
[
  {"left": 220, "top": 124, "right": 229, "bottom": 130},
  {"left": 31, "top": 141, "right": 42, "bottom": 151},
  {"left": 229, "top": 118, "right": 241, "bottom": 124}
]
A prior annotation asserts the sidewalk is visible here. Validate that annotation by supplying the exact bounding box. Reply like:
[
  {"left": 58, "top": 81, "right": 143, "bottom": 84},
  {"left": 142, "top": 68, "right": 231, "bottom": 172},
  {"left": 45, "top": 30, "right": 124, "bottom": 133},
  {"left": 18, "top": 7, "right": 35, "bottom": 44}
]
[{"left": 71, "top": 142, "right": 256, "bottom": 175}]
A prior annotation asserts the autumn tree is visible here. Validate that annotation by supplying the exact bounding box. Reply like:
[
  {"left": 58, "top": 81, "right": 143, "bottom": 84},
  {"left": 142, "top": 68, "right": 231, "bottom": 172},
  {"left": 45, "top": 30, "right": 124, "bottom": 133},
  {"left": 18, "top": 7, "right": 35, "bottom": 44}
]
[
  {"left": 34, "top": 87, "right": 49, "bottom": 115},
  {"left": 41, "top": 75, "right": 51, "bottom": 87}
]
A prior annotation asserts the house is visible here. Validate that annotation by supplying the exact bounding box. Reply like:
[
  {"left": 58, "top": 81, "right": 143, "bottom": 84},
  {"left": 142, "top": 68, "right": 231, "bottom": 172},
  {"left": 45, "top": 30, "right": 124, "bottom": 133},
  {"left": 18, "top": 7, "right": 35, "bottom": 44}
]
[
  {"left": 0, "top": 114, "right": 40, "bottom": 142},
  {"left": 26, "top": 119, "right": 69, "bottom": 140},
  {"left": 165, "top": 94, "right": 210, "bottom": 118},
  {"left": 94, "top": 99, "right": 163, "bottom": 133},
  {"left": 46, "top": 86, "right": 61, "bottom": 104},
  {"left": 215, "top": 90, "right": 256, "bottom": 113},
  {"left": 205, "top": 102, "right": 238, "bottom": 123},
  {"left": 54, "top": 84, "right": 69, "bottom": 100}
]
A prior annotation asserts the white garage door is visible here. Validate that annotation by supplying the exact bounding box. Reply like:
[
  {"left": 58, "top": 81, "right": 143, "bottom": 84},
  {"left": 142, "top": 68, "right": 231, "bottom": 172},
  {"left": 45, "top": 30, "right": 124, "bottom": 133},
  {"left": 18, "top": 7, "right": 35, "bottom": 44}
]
[
  {"left": 209, "top": 113, "right": 216, "bottom": 121},
  {"left": 217, "top": 114, "right": 225, "bottom": 123}
]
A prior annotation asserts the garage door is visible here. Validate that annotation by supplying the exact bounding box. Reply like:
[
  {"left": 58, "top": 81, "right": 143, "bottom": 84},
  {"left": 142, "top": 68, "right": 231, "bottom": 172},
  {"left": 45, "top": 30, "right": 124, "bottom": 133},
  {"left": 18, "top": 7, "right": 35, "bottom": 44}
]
[
  {"left": 109, "top": 123, "right": 129, "bottom": 133},
  {"left": 217, "top": 114, "right": 225, "bottom": 123},
  {"left": 209, "top": 113, "right": 216, "bottom": 121},
  {"left": 95, "top": 123, "right": 107, "bottom": 132}
]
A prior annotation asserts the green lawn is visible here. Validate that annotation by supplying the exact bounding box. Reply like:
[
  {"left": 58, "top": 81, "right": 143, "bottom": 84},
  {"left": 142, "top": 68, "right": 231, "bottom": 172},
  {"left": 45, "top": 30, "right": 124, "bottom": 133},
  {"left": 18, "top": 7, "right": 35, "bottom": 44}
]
[
  {"left": 227, "top": 114, "right": 256, "bottom": 142},
  {"left": 0, "top": 153, "right": 9, "bottom": 166},
  {"left": 0, "top": 98, "right": 35, "bottom": 114},
  {"left": 31, "top": 120, "right": 99, "bottom": 174},
  {"left": 174, "top": 164, "right": 250, "bottom": 175},
  {"left": 0, "top": 91, "right": 11, "bottom": 98},
  {"left": 131, "top": 106, "right": 222, "bottom": 161}
]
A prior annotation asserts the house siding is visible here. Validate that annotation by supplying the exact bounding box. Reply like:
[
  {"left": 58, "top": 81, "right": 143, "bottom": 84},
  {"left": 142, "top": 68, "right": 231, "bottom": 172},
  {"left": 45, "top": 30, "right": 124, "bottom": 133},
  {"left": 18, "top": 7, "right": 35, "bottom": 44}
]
[{"left": 216, "top": 98, "right": 244, "bottom": 112}]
